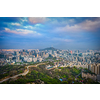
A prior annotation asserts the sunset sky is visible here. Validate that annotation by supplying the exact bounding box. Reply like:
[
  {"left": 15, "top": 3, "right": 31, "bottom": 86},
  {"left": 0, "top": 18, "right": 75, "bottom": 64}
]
[{"left": 0, "top": 17, "right": 100, "bottom": 50}]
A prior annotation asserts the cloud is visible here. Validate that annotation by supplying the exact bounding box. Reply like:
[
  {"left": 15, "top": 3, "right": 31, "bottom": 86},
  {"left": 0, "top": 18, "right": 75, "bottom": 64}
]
[
  {"left": 11, "top": 23, "right": 21, "bottom": 26},
  {"left": 21, "top": 18, "right": 28, "bottom": 22},
  {"left": 46, "top": 18, "right": 75, "bottom": 27},
  {"left": 54, "top": 18, "right": 100, "bottom": 33},
  {"left": 28, "top": 17, "right": 49, "bottom": 24},
  {"left": 24, "top": 24, "right": 43, "bottom": 29},
  {"left": 52, "top": 38, "right": 73, "bottom": 42},
  {"left": 69, "top": 19, "right": 75, "bottom": 23},
  {"left": 80, "top": 19, "right": 100, "bottom": 31},
  {"left": 54, "top": 24, "right": 81, "bottom": 33},
  {"left": 2, "top": 28, "right": 41, "bottom": 36},
  {"left": 24, "top": 25, "right": 35, "bottom": 29}
]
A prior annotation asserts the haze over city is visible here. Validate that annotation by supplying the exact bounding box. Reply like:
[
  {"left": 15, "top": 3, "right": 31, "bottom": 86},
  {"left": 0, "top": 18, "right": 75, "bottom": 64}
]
[{"left": 0, "top": 17, "right": 100, "bottom": 50}]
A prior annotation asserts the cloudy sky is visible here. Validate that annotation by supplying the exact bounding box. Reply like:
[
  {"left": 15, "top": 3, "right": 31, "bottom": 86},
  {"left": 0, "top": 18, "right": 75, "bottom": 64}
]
[{"left": 0, "top": 17, "right": 100, "bottom": 50}]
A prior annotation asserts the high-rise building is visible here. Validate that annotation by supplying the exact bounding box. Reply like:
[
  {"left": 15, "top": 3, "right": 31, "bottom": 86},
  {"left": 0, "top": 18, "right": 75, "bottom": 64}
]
[
  {"left": 29, "top": 52, "right": 32, "bottom": 55},
  {"left": 43, "top": 52, "right": 45, "bottom": 57},
  {"left": 16, "top": 51, "right": 19, "bottom": 56},
  {"left": 97, "top": 64, "right": 100, "bottom": 75},
  {"left": 90, "top": 64, "right": 100, "bottom": 75},
  {"left": 33, "top": 55, "right": 35, "bottom": 58},
  {"left": 23, "top": 52, "right": 26, "bottom": 55},
  {"left": 37, "top": 54, "right": 39, "bottom": 57},
  {"left": 17, "top": 56, "right": 20, "bottom": 60},
  {"left": 88, "top": 64, "right": 91, "bottom": 70},
  {"left": 32, "top": 51, "right": 34, "bottom": 54}
]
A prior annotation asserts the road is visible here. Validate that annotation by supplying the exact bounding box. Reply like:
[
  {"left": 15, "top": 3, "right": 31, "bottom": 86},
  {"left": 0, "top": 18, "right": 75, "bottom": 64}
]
[
  {"left": 0, "top": 63, "right": 45, "bottom": 83},
  {"left": 75, "top": 69, "right": 83, "bottom": 78}
]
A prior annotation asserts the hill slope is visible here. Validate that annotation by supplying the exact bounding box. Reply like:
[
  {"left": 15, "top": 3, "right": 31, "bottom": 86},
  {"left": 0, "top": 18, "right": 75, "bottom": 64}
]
[{"left": 40, "top": 47, "right": 59, "bottom": 51}]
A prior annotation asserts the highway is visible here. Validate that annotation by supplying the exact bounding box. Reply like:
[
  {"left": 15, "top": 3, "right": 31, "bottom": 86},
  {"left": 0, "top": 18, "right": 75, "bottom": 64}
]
[{"left": 0, "top": 63, "right": 45, "bottom": 83}]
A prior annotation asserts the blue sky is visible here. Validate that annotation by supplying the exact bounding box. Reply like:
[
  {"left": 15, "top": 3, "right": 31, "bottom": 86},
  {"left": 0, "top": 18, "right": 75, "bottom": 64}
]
[{"left": 0, "top": 17, "right": 100, "bottom": 50}]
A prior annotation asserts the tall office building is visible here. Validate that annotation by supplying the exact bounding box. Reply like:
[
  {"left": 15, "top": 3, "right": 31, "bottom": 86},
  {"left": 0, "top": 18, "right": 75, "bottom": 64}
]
[
  {"left": 43, "top": 52, "right": 45, "bottom": 57},
  {"left": 37, "top": 54, "right": 39, "bottom": 57},
  {"left": 29, "top": 52, "right": 32, "bottom": 55},
  {"left": 17, "top": 56, "right": 20, "bottom": 61},
  {"left": 23, "top": 52, "right": 26, "bottom": 55},
  {"left": 16, "top": 51, "right": 19, "bottom": 56}
]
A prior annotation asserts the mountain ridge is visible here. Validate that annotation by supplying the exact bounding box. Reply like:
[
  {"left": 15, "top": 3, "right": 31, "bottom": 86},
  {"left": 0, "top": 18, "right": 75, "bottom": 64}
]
[{"left": 39, "top": 47, "right": 59, "bottom": 51}]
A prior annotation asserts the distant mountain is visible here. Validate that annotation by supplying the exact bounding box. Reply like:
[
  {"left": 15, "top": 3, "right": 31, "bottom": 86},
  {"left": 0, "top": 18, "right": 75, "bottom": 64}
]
[{"left": 40, "top": 47, "right": 59, "bottom": 51}]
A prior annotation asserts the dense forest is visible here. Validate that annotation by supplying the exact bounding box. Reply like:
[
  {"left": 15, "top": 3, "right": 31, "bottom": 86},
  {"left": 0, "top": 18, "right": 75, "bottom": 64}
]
[{"left": 0, "top": 65, "right": 26, "bottom": 79}]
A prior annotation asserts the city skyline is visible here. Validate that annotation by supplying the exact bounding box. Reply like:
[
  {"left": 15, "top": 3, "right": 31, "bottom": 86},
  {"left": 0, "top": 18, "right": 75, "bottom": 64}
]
[{"left": 0, "top": 17, "right": 100, "bottom": 50}]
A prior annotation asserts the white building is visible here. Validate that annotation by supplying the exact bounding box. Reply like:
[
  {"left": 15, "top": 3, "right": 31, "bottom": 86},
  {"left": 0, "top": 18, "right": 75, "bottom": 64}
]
[
  {"left": 38, "top": 58, "right": 43, "bottom": 62},
  {"left": 33, "top": 57, "right": 37, "bottom": 62},
  {"left": 24, "top": 57, "right": 32, "bottom": 62}
]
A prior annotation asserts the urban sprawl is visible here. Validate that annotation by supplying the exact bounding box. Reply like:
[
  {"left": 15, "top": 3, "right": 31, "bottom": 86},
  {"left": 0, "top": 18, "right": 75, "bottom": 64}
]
[{"left": 0, "top": 47, "right": 100, "bottom": 83}]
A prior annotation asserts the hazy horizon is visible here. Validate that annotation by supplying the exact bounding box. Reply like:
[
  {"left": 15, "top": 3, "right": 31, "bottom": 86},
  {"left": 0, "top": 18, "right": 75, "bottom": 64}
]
[
  {"left": 0, "top": 17, "right": 100, "bottom": 50},
  {"left": 0, "top": 47, "right": 96, "bottom": 51}
]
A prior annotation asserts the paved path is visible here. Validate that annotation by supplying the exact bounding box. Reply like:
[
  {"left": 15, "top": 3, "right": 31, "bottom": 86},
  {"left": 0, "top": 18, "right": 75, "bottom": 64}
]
[
  {"left": 75, "top": 69, "right": 83, "bottom": 78},
  {"left": 0, "top": 63, "right": 45, "bottom": 83}
]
